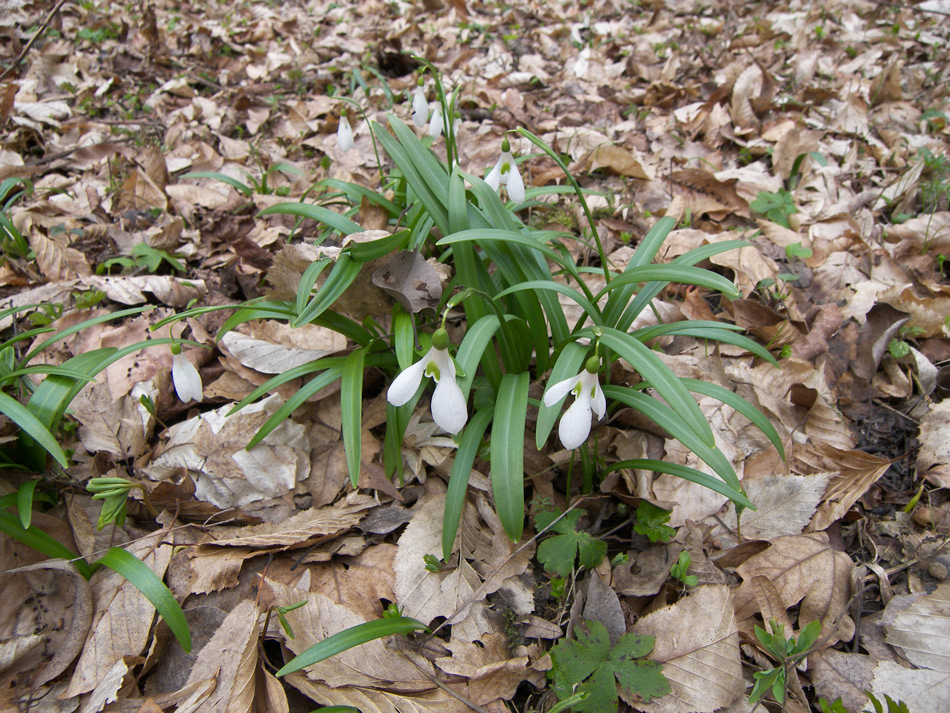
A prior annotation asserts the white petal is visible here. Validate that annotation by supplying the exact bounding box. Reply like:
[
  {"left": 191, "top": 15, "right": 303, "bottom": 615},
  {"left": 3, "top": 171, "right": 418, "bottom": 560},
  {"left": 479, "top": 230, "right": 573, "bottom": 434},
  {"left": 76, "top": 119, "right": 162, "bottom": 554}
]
[
  {"left": 485, "top": 159, "right": 503, "bottom": 190},
  {"left": 431, "top": 374, "right": 467, "bottom": 434},
  {"left": 428, "top": 106, "right": 443, "bottom": 137},
  {"left": 590, "top": 381, "right": 606, "bottom": 420},
  {"left": 387, "top": 356, "right": 429, "bottom": 406},
  {"left": 412, "top": 87, "right": 428, "bottom": 128},
  {"left": 172, "top": 353, "right": 202, "bottom": 403},
  {"left": 558, "top": 394, "right": 592, "bottom": 450},
  {"left": 507, "top": 163, "right": 525, "bottom": 203},
  {"left": 543, "top": 375, "right": 580, "bottom": 407},
  {"left": 337, "top": 115, "right": 354, "bottom": 152}
]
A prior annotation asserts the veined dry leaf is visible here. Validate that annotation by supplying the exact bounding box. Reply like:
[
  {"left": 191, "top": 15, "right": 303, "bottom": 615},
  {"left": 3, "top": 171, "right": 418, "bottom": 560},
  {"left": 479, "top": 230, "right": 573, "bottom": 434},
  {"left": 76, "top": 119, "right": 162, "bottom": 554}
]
[
  {"left": 219, "top": 325, "right": 346, "bottom": 375},
  {"left": 577, "top": 143, "right": 652, "bottom": 179},
  {"left": 284, "top": 672, "right": 472, "bottom": 713},
  {"left": 870, "top": 661, "right": 949, "bottom": 713},
  {"left": 881, "top": 582, "right": 950, "bottom": 672},
  {"left": 187, "top": 548, "right": 255, "bottom": 595},
  {"left": 917, "top": 400, "right": 950, "bottom": 488},
  {"left": 78, "top": 656, "right": 139, "bottom": 713},
  {"left": 72, "top": 380, "right": 153, "bottom": 459},
  {"left": 30, "top": 231, "right": 92, "bottom": 282},
  {"left": 63, "top": 533, "right": 173, "bottom": 697},
  {"left": 266, "top": 578, "right": 433, "bottom": 691},
  {"left": 733, "top": 532, "right": 854, "bottom": 647},
  {"left": 182, "top": 599, "right": 260, "bottom": 713},
  {"left": 435, "top": 633, "right": 544, "bottom": 706},
  {"left": 79, "top": 274, "right": 207, "bottom": 307},
  {"left": 195, "top": 493, "right": 373, "bottom": 550},
  {"left": 632, "top": 585, "right": 743, "bottom": 713},
  {"left": 115, "top": 167, "right": 167, "bottom": 213},
  {"left": 166, "top": 182, "right": 229, "bottom": 209},
  {"left": 799, "top": 445, "right": 892, "bottom": 531},
  {"left": 716, "top": 474, "right": 830, "bottom": 540},
  {"left": 810, "top": 650, "right": 875, "bottom": 713}
]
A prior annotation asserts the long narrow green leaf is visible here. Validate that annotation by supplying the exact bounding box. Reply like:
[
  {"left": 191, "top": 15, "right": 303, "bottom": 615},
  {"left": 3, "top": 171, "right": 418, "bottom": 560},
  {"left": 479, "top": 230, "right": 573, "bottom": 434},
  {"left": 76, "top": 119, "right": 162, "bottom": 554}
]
[
  {"left": 319, "top": 178, "right": 401, "bottom": 216},
  {"left": 455, "top": 315, "right": 501, "bottom": 398},
  {"left": 682, "top": 379, "right": 785, "bottom": 458},
  {"left": 536, "top": 342, "right": 588, "bottom": 449},
  {"left": 16, "top": 480, "right": 39, "bottom": 528},
  {"left": 22, "top": 306, "right": 151, "bottom": 366},
  {"left": 345, "top": 229, "right": 409, "bottom": 263},
  {"left": 228, "top": 357, "right": 346, "bottom": 416},
  {"left": 636, "top": 325, "right": 779, "bottom": 365},
  {"left": 491, "top": 372, "right": 530, "bottom": 541},
  {"left": 603, "top": 385, "right": 744, "bottom": 496},
  {"left": 293, "top": 255, "right": 360, "bottom": 327},
  {"left": 247, "top": 366, "right": 344, "bottom": 449},
  {"left": 259, "top": 202, "right": 362, "bottom": 236},
  {"left": 295, "top": 260, "right": 331, "bottom": 317},
  {"left": 180, "top": 171, "right": 253, "bottom": 196},
  {"left": 594, "top": 265, "right": 740, "bottom": 302},
  {"left": 341, "top": 348, "right": 366, "bottom": 488},
  {"left": 437, "top": 229, "right": 575, "bottom": 275},
  {"left": 276, "top": 616, "right": 430, "bottom": 677},
  {"left": 96, "top": 547, "right": 191, "bottom": 652},
  {"left": 0, "top": 509, "right": 92, "bottom": 579},
  {"left": 594, "top": 327, "right": 715, "bottom": 447},
  {"left": 497, "top": 281, "right": 603, "bottom": 328},
  {"left": 608, "top": 459, "right": 753, "bottom": 510},
  {"left": 0, "top": 392, "right": 68, "bottom": 468},
  {"left": 444, "top": 408, "right": 492, "bottom": 560}
]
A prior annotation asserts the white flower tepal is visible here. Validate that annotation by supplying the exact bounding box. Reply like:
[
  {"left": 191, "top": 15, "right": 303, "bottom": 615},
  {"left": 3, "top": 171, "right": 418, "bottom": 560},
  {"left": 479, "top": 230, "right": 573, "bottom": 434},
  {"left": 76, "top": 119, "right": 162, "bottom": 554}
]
[
  {"left": 337, "top": 112, "right": 354, "bottom": 152},
  {"left": 486, "top": 138, "right": 525, "bottom": 203},
  {"left": 411, "top": 84, "right": 428, "bottom": 128},
  {"left": 172, "top": 350, "right": 202, "bottom": 403},
  {"left": 387, "top": 329, "right": 467, "bottom": 434},
  {"left": 543, "top": 357, "right": 606, "bottom": 450}
]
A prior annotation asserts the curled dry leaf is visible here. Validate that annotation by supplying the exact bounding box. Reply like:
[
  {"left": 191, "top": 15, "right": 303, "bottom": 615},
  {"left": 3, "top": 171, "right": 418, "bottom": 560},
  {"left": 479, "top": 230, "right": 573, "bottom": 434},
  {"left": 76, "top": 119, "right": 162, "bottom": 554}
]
[
  {"left": 916, "top": 400, "right": 950, "bottom": 488},
  {"left": 733, "top": 532, "right": 854, "bottom": 647}
]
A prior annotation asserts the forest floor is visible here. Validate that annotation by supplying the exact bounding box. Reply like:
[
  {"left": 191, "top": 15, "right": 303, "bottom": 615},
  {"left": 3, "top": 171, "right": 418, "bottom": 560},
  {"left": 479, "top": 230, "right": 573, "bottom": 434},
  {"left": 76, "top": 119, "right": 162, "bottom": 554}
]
[{"left": 2, "top": 0, "right": 950, "bottom": 712}]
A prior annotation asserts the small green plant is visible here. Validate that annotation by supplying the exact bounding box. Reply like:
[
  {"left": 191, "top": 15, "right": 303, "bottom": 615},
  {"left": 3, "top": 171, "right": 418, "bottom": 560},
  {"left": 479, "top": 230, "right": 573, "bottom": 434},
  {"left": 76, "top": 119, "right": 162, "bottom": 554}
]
[
  {"left": 536, "top": 507, "right": 607, "bottom": 577},
  {"left": 549, "top": 619, "right": 670, "bottom": 713},
  {"left": 750, "top": 189, "right": 798, "bottom": 228},
  {"left": 633, "top": 501, "right": 675, "bottom": 543},
  {"left": 669, "top": 551, "right": 697, "bottom": 587},
  {"left": 887, "top": 325, "right": 925, "bottom": 358},
  {"left": 98, "top": 243, "right": 186, "bottom": 274},
  {"left": 748, "top": 619, "right": 822, "bottom": 706},
  {"left": 0, "top": 177, "right": 35, "bottom": 259},
  {"left": 864, "top": 692, "right": 910, "bottom": 713},
  {"left": 785, "top": 242, "right": 813, "bottom": 261}
]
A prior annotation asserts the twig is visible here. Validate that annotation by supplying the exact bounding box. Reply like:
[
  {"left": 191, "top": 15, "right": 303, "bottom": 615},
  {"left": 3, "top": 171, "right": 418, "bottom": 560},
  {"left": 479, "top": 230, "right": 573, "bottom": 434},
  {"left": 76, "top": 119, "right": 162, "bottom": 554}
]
[{"left": 0, "top": 0, "right": 71, "bottom": 83}]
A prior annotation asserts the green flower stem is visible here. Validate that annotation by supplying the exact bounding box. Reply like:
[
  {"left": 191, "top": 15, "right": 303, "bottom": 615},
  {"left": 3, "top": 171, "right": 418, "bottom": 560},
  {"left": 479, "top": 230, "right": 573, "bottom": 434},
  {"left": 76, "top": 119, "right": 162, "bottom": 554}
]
[{"left": 516, "top": 127, "right": 610, "bottom": 284}]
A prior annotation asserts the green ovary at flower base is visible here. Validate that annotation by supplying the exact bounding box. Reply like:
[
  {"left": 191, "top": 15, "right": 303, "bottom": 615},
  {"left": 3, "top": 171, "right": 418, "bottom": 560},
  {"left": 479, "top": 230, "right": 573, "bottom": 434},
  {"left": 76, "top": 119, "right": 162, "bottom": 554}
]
[
  {"left": 543, "top": 356, "right": 606, "bottom": 450},
  {"left": 387, "top": 328, "right": 467, "bottom": 435}
]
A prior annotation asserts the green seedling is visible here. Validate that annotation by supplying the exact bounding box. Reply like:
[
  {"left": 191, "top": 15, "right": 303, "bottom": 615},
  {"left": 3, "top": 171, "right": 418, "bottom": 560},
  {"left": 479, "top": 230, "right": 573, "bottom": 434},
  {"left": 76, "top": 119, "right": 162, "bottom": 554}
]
[
  {"left": 750, "top": 189, "right": 798, "bottom": 228},
  {"left": 887, "top": 325, "right": 925, "bottom": 359},
  {"left": 99, "top": 242, "right": 186, "bottom": 274},
  {"left": 549, "top": 619, "right": 669, "bottom": 713},
  {"left": 536, "top": 508, "right": 607, "bottom": 577},
  {"left": 670, "top": 551, "right": 697, "bottom": 587},
  {"left": 634, "top": 501, "right": 676, "bottom": 543},
  {"left": 748, "top": 619, "right": 821, "bottom": 706}
]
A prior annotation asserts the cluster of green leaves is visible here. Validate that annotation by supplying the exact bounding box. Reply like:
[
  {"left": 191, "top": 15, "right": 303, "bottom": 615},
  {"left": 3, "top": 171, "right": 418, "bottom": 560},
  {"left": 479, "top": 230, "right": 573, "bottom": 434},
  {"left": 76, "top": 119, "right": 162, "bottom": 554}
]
[
  {"left": 0, "top": 177, "right": 34, "bottom": 259},
  {"left": 750, "top": 188, "right": 798, "bottom": 228},
  {"left": 98, "top": 242, "right": 186, "bottom": 275},
  {"left": 820, "top": 693, "right": 911, "bottom": 713},
  {"left": 633, "top": 501, "right": 675, "bottom": 543},
  {"left": 536, "top": 507, "right": 607, "bottom": 577},
  {"left": 749, "top": 619, "right": 821, "bottom": 705},
  {"left": 549, "top": 620, "right": 669, "bottom": 713}
]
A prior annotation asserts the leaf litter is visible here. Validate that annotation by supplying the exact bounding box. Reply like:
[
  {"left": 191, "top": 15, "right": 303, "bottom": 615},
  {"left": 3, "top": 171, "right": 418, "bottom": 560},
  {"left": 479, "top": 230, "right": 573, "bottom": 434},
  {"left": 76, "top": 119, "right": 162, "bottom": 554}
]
[{"left": 1, "top": 0, "right": 949, "bottom": 712}]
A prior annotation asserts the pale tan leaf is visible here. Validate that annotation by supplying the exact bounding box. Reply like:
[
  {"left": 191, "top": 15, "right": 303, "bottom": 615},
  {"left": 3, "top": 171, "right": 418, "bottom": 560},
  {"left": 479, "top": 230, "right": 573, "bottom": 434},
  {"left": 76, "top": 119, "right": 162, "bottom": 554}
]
[
  {"left": 917, "top": 400, "right": 950, "bottom": 488},
  {"left": 165, "top": 183, "right": 229, "bottom": 209},
  {"left": 870, "top": 661, "right": 949, "bottom": 713},
  {"left": 183, "top": 599, "right": 260, "bottom": 713},
  {"left": 733, "top": 533, "right": 854, "bottom": 647},
  {"left": 804, "top": 447, "right": 891, "bottom": 531},
  {"left": 30, "top": 231, "right": 92, "bottom": 282},
  {"left": 435, "top": 634, "right": 544, "bottom": 705},
  {"left": 115, "top": 167, "right": 167, "bottom": 212},
  {"left": 632, "top": 585, "right": 743, "bottom": 713},
  {"left": 810, "top": 650, "right": 875, "bottom": 713},
  {"left": 881, "top": 582, "right": 950, "bottom": 672},
  {"left": 64, "top": 534, "right": 173, "bottom": 697},
  {"left": 79, "top": 275, "right": 207, "bottom": 308},
  {"left": 716, "top": 474, "right": 830, "bottom": 540},
  {"left": 219, "top": 326, "right": 346, "bottom": 375},
  {"left": 284, "top": 672, "right": 472, "bottom": 713},
  {"left": 256, "top": 668, "right": 289, "bottom": 713},
  {"left": 78, "top": 656, "right": 137, "bottom": 713}
]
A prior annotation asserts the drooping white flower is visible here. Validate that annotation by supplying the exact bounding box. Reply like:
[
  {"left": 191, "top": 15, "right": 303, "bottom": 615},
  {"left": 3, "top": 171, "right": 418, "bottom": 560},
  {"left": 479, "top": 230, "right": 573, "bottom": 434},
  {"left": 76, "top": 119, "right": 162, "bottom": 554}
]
[
  {"left": 485, "top": 138, "right": 525, "bottom": 203},
  {"left": 429, "top": 105, "right": 460, "bottom": 138},
  {"left": 337, "top": 112, "right": 354, "bottom": 152},
  {"left": 411, "top": 84, "right": 428, "bottom": 128},
  {"left": 542, "top": 357, "right": 606, "bottom": 450},
  {"left": 172, "top": 350, "right": 202, "bottom": 403},
  {"left": 387, "top": 329, "right": 467, "bottom": 434}
]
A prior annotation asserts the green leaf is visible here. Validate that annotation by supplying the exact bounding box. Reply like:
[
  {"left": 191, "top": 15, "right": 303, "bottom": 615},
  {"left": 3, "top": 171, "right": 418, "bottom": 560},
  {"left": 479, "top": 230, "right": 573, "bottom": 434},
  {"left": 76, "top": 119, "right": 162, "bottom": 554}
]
[
  {"left": 682, "top": 379, "right": 784, "bottom": 458},
  {"left": 497, "top": 280, "right": 603, "bottom": 328},
  {"left": 491, "top": 372, "right": 530, "bottom": 541},
  {"left": 16, "top": 479, "right": 40, "bottom": 528},
  {"left": 180, "top": 171, "right": 253, "bottom": 196},
  {"left": 292, "top": 255, "right": 361, "bottom": 327},
  {"left": 276, "top": 616, "right": 430, "bottom": 677},
  {"left": 536, "top": 509, "right": 607, "bottom": 577},
  {"left": 0, "top": 507, "right": 92, "bottom": 579},
  {"left": 0, "top": 391, "right": 69, "bottom": 468},
  {"left": 550, "top": 620, "right": 668, "bottom": 713},
  {"left": 341, "top": 348, "right": 366, "bottom": 488},
  {"left": 595, "top": 265, "right": 740, "bottom": 302},
  {"left": 443, "top": 408, "right": 492, "bottom": 560},
  {"left": 344, "top": 229, "right": 409, "bottom": 262},
  {"left": 258, "top": 202, "right": 362, "bottom": 236},
  {"left": 634, "top": 501, "right": 676, "bottom": 543},
  {"left": 96, "top": 547, "right": 190, "bottom": 652}
]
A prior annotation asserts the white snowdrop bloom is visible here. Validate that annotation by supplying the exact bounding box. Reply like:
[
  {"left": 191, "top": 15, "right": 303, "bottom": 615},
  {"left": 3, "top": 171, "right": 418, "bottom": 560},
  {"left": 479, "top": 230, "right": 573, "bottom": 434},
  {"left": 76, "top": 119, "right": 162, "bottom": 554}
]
[
  {"left": 485, "top": 138, "right": 525, "bottom": 203},
  {"left": 411, "top": 85, "right": 428, "bottom": 128},
  {"left": 387, "top": 329, "right": 467, "bottom": 435},
  {"left": 429, "top": 105, "right": 460, "bottom": 138},
  {"left": 172, "top": 351, "right": 202, "bottom": 403},
  {"left": 337, "top": 113, "right": 354, "bottom": 152},
  {"left": 543, "top": 358, "right": 606, "bottom": 450}
]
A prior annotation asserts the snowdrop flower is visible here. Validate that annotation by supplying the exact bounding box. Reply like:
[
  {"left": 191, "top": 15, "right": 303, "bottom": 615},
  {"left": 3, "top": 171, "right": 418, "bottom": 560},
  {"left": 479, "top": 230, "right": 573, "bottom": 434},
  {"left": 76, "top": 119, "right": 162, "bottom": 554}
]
[
  {"left": 171, "top": 347, "right": 202, "bottom": 403},
  {"left": 337, "top": 112, "right": 354, "bottom": 152},
  {"left": 485, "top": 138, "right": 525, "bottom": 203},
  {"left": 428, "top": 105, "right": 460, "bottom": 138},
  {"left": 543, "top": 357, "right": 606, "bottom": 450},
  {"left": 387, "top": 328, "right": 467, "bottom": 434},
  {"left": 411, "top": 83, "right": 428, "bottom": 128}
]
